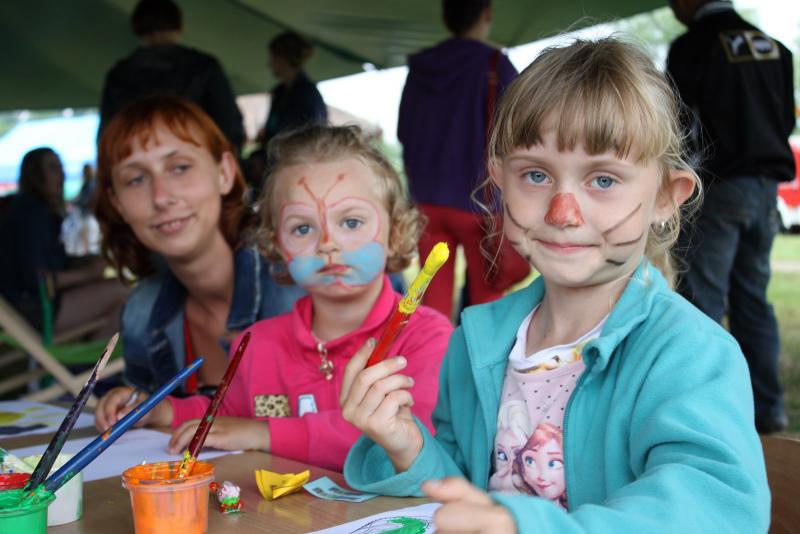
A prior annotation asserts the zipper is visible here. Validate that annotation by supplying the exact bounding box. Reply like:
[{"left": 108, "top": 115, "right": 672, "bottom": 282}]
[{"left": 562, "top": 369, "right": 589, "bottom": 510}]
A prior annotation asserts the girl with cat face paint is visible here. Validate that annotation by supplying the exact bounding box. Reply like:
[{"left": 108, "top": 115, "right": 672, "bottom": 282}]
[{"left": 340, "top": 38, "right": 770, "bottom": 534}]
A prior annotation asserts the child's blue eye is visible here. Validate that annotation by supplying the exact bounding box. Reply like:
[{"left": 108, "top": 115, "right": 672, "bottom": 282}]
[
  {"left": 524, "top": 170, "right": 549, "bottom": 184},
  {"left": 172, "top": 164, "right": 191, "bottom": 174},
  {"left": 293, "top": 224, "right": 312, "bottom": 236},
  {"left": 591, "top": 175, "right": 616, "bottom": 189},
  {"left": 342, "top": 218, "right": 362, "bottom": 230}
]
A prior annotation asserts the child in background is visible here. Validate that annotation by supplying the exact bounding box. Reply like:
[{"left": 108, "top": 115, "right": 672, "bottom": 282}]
[
  {"left": 340, "top": 38, "right": 769, "bottom": 532},
  {"left": 133, "top": 124, "right": 452, "bottom": 471}
]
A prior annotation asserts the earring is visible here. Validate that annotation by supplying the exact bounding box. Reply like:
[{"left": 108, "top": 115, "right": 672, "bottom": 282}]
[{"left": 653, "top": 220, "right": 667, "bottom": 232}]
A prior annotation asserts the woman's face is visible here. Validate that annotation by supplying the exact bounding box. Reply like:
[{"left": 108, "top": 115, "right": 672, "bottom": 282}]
[{"left": 109, "top": 123, "right": 236, "bottom": 263}]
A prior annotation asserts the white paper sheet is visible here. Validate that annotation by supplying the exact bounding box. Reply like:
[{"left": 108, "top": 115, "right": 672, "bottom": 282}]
[
  {"left": 10, "top": 428, "right": 241, "bottom": 482},
  {"left": 309, "top": 502, "right": 442, "bottom": 534},
  {"left": 0, "top": 400, "right": 94, "bottom": 438}
]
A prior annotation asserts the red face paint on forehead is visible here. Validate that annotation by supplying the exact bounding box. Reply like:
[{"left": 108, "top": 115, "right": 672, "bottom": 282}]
[
  {"left": 298, "top": 174, "right": 345, "bottom": 245},
  {"left": 544, "top": 193, "right": 585, "bottom": 227}
]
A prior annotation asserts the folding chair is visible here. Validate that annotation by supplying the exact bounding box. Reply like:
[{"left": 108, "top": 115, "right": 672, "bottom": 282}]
[
  {"left": 0, "top": 295, "right": 123, "bottom": 406},
  {"left": 761, "top": 435, "right": 800, "bottom": 533}
]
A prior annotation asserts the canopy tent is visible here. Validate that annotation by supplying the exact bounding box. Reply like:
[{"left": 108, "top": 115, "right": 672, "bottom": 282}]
[{"left": 0, "top": 0, "right": 663, "bottom": 112}]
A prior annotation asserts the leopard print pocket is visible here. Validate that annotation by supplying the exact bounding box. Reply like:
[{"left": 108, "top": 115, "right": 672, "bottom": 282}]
[{"left": 253, "top": 394, "right": 291, "bottom": 417}]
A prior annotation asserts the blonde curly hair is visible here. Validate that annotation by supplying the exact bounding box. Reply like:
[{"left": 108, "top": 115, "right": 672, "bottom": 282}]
[{"left": 255, "top": 124, "right": 424, "bottom": 284}]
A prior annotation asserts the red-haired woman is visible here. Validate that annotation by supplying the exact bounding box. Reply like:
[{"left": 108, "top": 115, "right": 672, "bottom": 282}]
[{"left": 94, "top": 96, "right": 303, "bottom": 430}]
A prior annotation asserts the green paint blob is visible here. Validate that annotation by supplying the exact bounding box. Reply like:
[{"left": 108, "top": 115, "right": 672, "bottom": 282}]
[
  {"left": 383, "top": 517, "right": 427, "bottom": 534},
  {"left": 0, "top": 488, "right": 55, "bottom": 534}
]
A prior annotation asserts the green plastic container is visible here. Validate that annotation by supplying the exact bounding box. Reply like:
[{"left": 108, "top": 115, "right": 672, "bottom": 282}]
[{"left": 0, "top": 488, "right": 55, "bottom": 534}]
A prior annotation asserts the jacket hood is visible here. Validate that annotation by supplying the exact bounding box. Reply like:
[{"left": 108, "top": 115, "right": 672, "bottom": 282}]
[{"left": 407, "top": 38, "right": 498, "bottom": 94}]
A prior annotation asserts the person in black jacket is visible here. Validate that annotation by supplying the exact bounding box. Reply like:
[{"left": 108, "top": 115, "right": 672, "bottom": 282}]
[
  {"left": 260, "top": 32, "right": 327, "bottom": 149},
  {"left": 243, "top": 31, "right": 327, "bottom": 195},
  {"left": 98, "top": 0, "right": 245, "bottom": 153},
  {"left": 667, "top": 0, "right": 796, "bottom": 434}
]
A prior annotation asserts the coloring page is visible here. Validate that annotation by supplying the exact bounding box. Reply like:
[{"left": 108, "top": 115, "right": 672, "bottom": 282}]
[{"left": 309, "top": 502, "right": 441, "bottom": 534}]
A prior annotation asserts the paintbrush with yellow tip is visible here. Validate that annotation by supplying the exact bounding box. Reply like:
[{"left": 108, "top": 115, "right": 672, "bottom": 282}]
[{"left": 366, "top": 242, "right": 450, "bottom": 367}]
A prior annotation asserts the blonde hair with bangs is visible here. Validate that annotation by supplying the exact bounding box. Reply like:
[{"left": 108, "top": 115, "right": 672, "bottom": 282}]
[
  {"left": 483, "top": 37, "right": 701, "bottom": 284},
  {"left": 256, "top": 124, "right": 423, "bottom": 284}
]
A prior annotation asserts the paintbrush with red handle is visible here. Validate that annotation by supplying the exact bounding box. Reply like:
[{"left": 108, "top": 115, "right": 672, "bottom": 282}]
[
  {"left": 366, "top": 242, "right": 450, "bottom": 367},
  {"left": 177, "top": 331, "right": 252, "bottom": 478}
]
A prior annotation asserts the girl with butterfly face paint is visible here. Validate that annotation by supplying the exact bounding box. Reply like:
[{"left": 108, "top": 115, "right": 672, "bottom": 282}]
[{"left": 341, "top": 38, "right": 770, "bottom": 534}]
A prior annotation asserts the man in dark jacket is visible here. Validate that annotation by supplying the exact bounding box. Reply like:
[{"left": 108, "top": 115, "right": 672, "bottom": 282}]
[
  {"left": 98, "top": 0, "right": 245, "bottom": 152},
  {"left": 667, "top": 0, "right": 796, "bottom": 433},
  {"left": 398, "top": 0, "right": 520, "bottom": 319}
]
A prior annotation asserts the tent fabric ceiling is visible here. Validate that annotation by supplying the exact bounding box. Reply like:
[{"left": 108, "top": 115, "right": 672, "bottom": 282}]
[{"left": 0, "top": 0, "right": 663, "bottom": 112}]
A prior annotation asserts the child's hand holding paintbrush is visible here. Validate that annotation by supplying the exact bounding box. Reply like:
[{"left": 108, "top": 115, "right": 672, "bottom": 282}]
[
  {"left": 170, "top": 332, "right": 252, "bottom": 473},
  {"left": 340, "top": 242, "right": 449, "bottom": 472},
  {"left": 94, "top": 386, "right": 174, "bottom": 431}
]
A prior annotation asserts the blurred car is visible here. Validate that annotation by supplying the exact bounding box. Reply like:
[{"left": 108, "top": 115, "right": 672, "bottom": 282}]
[{"left": 777, "top": 140, "right": 800, "bottom": 233}]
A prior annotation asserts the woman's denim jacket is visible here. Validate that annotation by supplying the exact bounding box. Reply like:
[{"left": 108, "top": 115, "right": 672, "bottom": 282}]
[{"left": 120, "top": 246, "right": 304, "bottom": 393}]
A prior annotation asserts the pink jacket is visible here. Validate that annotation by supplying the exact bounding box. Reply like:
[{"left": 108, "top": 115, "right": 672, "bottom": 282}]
[{"left": 168, "top": 276, "right": 453, "bottom": 471}]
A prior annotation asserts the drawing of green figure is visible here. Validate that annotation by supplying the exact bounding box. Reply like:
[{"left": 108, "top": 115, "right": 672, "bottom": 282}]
[{"left": 351, "top": 515, "right": 431, "bottom": 534}]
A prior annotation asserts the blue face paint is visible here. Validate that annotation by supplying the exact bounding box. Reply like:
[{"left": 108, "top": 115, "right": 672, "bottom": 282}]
[
  {"left": 287, "top": 241, "right": 386, "bottom": 289},
  {"left": 288, "top": 255, "right": 327, "bottom": 287},
  {"left": 339, "top": 241, "right": 386, "bottom": 285}
]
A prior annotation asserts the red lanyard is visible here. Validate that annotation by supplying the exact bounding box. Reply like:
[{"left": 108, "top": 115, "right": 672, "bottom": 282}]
[{"left": 183, "top": 313, "right": 198, "bottom": 395}]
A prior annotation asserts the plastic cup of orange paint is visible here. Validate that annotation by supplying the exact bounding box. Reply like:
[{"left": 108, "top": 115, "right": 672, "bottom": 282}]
[{"left": 122, "top": 460, "right": 214, "bottom": 534}]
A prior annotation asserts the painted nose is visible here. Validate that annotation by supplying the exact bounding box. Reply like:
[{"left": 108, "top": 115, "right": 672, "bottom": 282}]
[
  {"left": 544, "top": 193, "right": 584, "bottom": 227},
  {"left": 316, "top": 230, "right": 340, "bottom": 253}
]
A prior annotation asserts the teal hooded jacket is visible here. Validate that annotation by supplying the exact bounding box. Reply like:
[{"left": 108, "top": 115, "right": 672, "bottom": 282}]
[{"left": 345, "top": 261, "right": 770, "bottom": 533}]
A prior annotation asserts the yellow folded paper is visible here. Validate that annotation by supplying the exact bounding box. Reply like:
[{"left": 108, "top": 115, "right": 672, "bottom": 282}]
[{"left": 255, "top": 469, "right": 310, "bottom": 500}]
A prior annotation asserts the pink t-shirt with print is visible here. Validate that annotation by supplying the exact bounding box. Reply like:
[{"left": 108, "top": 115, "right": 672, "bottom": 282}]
[{"left": 488, "top": 307, "right": 606, "bottom": 510}]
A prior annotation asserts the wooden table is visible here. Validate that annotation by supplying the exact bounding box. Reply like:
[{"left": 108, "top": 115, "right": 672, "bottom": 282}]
[{"left": 2, "top": 427, "right": 429, "bottom": 533}]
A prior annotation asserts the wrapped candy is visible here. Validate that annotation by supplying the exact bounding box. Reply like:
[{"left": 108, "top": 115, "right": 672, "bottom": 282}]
[{"left": 209, "top": 480, "right": 243, "bottom": 514}]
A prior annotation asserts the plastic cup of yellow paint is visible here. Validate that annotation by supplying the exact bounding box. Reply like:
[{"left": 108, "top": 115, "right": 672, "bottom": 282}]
[
  {"left": 21, "top": 453, "right": 83, "bottom": 526},
  {"left": 122, "top": 460, "right": 214, "bottom": 534},
  {"left": 0, "top": 488, "right": 55, "bottom": 534}
]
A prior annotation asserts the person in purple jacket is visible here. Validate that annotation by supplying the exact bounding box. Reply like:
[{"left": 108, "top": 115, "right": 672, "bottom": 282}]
[{"left": 398, "top": 0, "right": 520, "bottom": 320}]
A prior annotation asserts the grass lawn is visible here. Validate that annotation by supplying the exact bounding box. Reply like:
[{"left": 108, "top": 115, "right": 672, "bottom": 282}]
[{"left": 769, "top": 234, "right": 800, "bottom": 435}]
